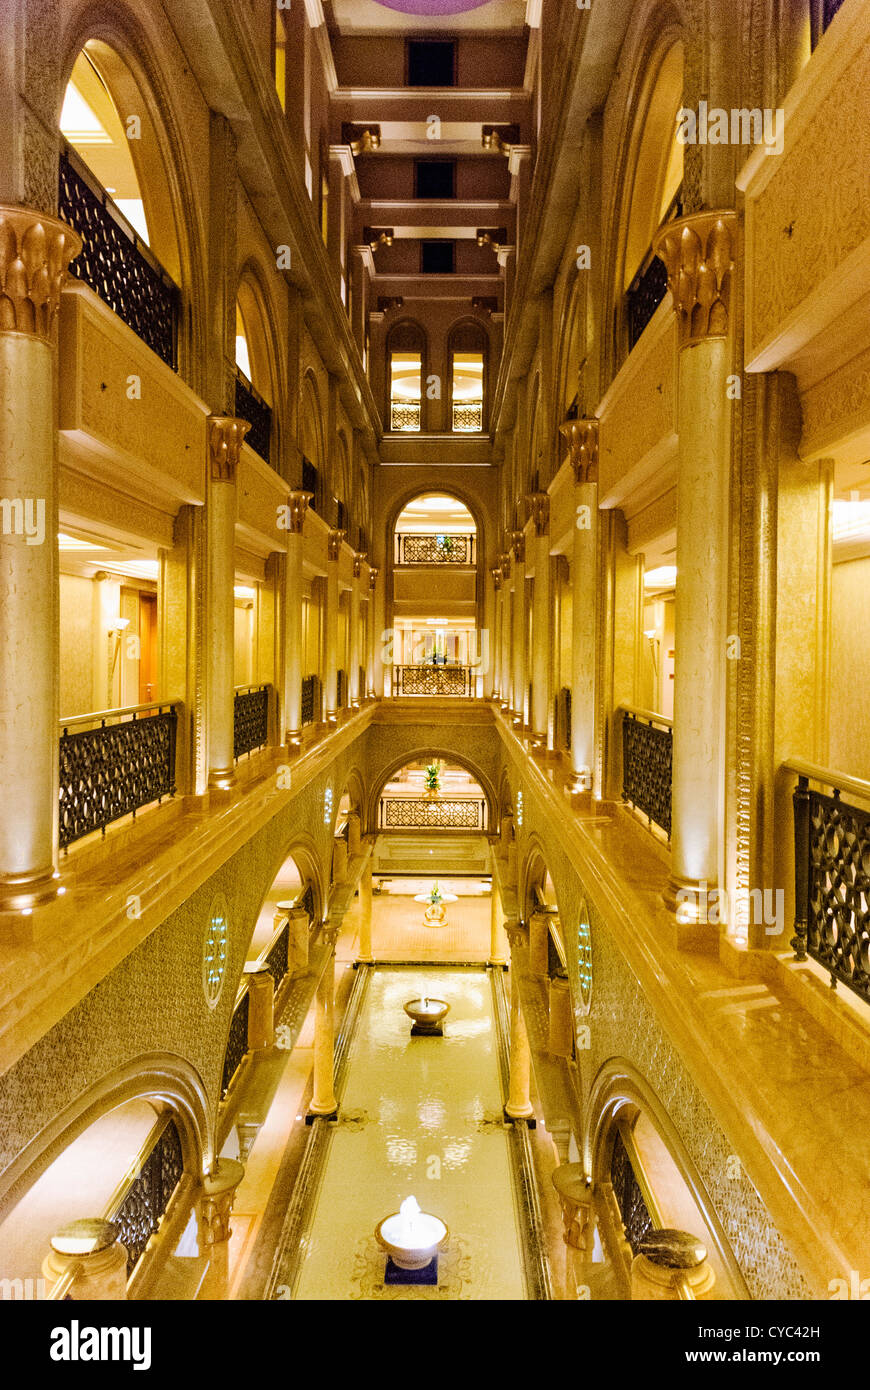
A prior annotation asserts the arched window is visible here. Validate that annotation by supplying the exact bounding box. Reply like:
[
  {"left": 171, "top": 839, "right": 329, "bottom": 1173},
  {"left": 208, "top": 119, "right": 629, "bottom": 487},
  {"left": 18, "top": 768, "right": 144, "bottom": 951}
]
[
  {"left": 448, "top": 320, "right": 487, "bottom": 433},
  {"left": 386, "top": 320, "right": 426, "bottom": 432},
  {"left": 59, "top": 41, "right": 182, "bottom": 370},
  {"left": 234, "top": 274, "right": 276, "bottom": 466}
]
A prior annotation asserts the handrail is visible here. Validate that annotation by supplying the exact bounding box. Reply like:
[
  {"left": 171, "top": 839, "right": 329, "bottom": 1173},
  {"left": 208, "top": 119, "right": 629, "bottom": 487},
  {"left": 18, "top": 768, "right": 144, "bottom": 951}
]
[
  {"left": 781, "top": 758, "right": 870, "bottom": 806},
  {"left": 618, "top": 703, "right": 673, "bottom": 731},
  {"left": 104, "top": 1112, "right": 173, "bottom": 1227},
  {"left": 60, "top": 699, "right": 180, "bottom": 729},
  {"left": 234, "top": 683, "right": 268, "bottom": 696}
]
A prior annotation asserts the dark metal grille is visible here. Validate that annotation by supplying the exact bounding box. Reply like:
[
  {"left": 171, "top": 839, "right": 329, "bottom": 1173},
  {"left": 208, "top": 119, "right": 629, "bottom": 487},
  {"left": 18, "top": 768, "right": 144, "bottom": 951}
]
[
  {"left": 397, "top": 533, "right": 475, "bottom": 565},
  {"left": 610, "top": 1129, "right": 653, "bottom": 1254},
  {"left": 265, "top": 921, "right": 290, "bottom": 990},
  {"left": 59, "top": 705, "right": 178, "bottom": 850},
  {"left": 59, "top": 147, "right": 179, "bottom": 370},
  {"left": 823, "top": 0, "right": 846, "bottom": 33},
  {"left": 390, "top": 401, "right": 421, "bottom": 431},
  {"left": 395, "top": 665, "right": 474, "bottom": 697},
  {"left": 627, "top": 253, "right": 668, "bottom": 350},
  {"left": 379, "top": 797, "right": 487, "bottom": 830},
  {"left": 301, "top": 458, "right": 319, "bottom": 512},
  {"left": 359, "top": 666, "right": 366, "bottom": 702},
  {"left": 297, "top": 882, "right": 316, "bottom": 924},
  {"left": 110, "top": 1118, "right": 184, "bottom": 1277},
  {"left": 301, "top": 674, "right": 320, "bottom": 726},
  {"left": 336, "top": 669, "right": 347, "bottom": 709},
  {"left": 452, "top": 401, "right": 483, "bottom": 432},
  {"left": 234, "top": 371, "right": 272, "bottom": 463},
  {"left": 556, "top": 687, "right": 572, "bottom": 751},
  {"left": 621, "top": 711, "right": 672, "bottom": 839},
  {"left": 792, "top": 778, "right": 870, "bottom": 1004},
  {"left": 221, "top": 990, "right": 250, "bottom": 1099},
  {"left": 234, "top": 685, "right": 269, "bottom": 760}
]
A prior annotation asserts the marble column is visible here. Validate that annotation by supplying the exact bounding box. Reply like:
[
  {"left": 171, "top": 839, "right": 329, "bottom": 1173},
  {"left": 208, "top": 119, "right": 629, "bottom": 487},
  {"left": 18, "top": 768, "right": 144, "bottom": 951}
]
[
  {"left": 282, "top": 490, "right": 311, "bottom": 745},
  {"left": 197, "top": 1158, "right": 245, "bottom": 1300},
  {"left": 527, "top": 493, "right": 551, "bottom": 749},
  {"left": 43, "top": 1219, "right": 128, "bottom": 1300},
  {"left": 510, "top": 532, "right": 526, "bottom": 725},
  {"left": 0, "top": 207, "right": 80, "bottom": 911},
  {"left": 505, "top": 935, "right": 534, "bottom": 1121},
  {"left": 499, "top": 550, "right": 513, "bottom": 708},
  {"left": 349, "top": 552, "right": 366, "bottom": 706},
  {"left": 206, "top": 417, "right": 250, "bottom": 791},
  {"left": 358, "top": 862, "right": 374, "bottom": 964},
  {"left": 324, "top": 530, "right": 344, "bottom": 722},
  {"left": 489, "top": 885, "right": 507, "bottom": 967},
  {"left": 368, "top": 567, "right": 381, "bottom": 698},
  {"left": 561, "top": 419, "right": 600, "bottom": 797},
  {"left": 244, "top": 964, "right": 275, "bottom": 1050},
  {"left": 490, "top": 564, "right": 503, "bottom": 701},
  {"left": 654, "top": 212, "right": 737, "bottom": 920},
  {"left": 309, "top": 926, "right": 339, "bottom": 1116}
]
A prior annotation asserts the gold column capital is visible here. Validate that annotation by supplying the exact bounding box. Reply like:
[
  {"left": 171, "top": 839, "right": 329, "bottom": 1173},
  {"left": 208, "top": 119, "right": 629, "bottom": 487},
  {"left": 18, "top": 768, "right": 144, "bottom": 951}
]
[
  {"left": 511, "top": 530, "right": 526, "bottom": 564},
  {"left": 207, "top": 416, "right": 250, "bottom": 482},
  {"left": 491, "top": 565, "right": 503, "bottom": 591},
  {"left": 353, "top": 551, "right": 367, "bottom": 579},
  {"left": 368, "top": 566, "right": 379, "bottom": 591},
  {"left": 286, "top": 490, "right": 313, "bottom": 534},
  {"left": 327, "top": 529, "right": 346, "bottom": 561},
  {"left": 500, "top": 550, "right": 512, "bottom": 579},
  {"left": 0, "top": 205, "right": 82, "bottom": 341},
  {"left": 653, "top": 209, "right": 737, "bottom": 348},
  {"left": 525, "top": 491, "right": 550, "bottom": 537},
  {"left": 559, "top": 417, "right": 599, "bottom": 483}
]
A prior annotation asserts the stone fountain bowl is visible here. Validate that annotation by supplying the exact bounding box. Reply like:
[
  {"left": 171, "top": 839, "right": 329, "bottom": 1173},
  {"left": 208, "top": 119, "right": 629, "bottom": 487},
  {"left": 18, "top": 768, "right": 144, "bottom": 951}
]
[
  {"left": 375, "top": 1210, "right": 449, "bottom": 1270},
  {"left": 403, "top": 998, "right": 450, "bottom": 1027}
]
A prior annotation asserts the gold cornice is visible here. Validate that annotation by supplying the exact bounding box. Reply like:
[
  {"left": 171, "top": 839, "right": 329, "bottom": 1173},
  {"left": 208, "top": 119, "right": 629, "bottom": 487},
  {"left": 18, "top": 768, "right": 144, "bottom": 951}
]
[
  {"left": 207, "top": 417, "right": 250, "bottom": 482},
  {"left": 559, "top": 418, "right": 599, "bottom": 483},
  {"left": 286, "top": 490, "right": 313, "bottom": 534},
  {"left": 653, "top": 210, "right": 738, "bottom": 349},
  {"left": 0, "top": 205, "right": 82, "bottom": 341},
  {"left": 525, "top": 492, "right": 550, "bottom": 537},
  {"left": 353, "top": 551, "right": 367, "bottom": 579},
  {"left": 327, "top": 529, "right": 346, "bottom": 562}
]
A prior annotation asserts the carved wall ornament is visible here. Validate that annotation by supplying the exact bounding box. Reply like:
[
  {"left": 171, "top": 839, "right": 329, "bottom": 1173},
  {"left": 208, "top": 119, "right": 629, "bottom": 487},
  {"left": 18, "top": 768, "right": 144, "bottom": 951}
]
[
  {"left": 0, "top": 205, "right": 82, "bottom": 340},
  {"left": 327, "top": 529, "right": 346, "bottom": 562},
  {"left": 491, "top": 565, "right": 503, "bottom": 591},
  {"left": 559, "top": 418, "right": 599, "bottom": 483},
  {"left": 368, "top": 566, "right": 379, "bottom": 591},
  {"left": 525, "top": 492, "right": 550, "bottom": 537},
  {"left": 353, "top": 551, "right": 367, "bottom": 579},
  {"left": 500, "top": 549, "right": 512, "bottom": 579},
  {"left": 207, "top": 417, "right": 250, "bottom": 482},
  {"left": 286, "top": 491, "right": 313, "bottom": 534},
  {"left": 511, "top": 531, "right": 526, "bottom": 564},
  {"left": 653, "top": 210, "right": 737, "bottom": 348}
]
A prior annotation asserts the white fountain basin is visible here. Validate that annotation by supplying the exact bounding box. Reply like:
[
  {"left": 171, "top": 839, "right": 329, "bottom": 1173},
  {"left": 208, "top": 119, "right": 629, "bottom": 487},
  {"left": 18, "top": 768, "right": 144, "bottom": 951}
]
[{"left": 375, "top": 1198, "right": 448, "bottom": 1270}]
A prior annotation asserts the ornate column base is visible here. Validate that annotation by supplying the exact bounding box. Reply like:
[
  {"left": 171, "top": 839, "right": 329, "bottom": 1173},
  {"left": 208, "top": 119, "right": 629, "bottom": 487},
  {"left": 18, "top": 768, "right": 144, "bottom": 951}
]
[
  {"left": 630, "top": 1230, "right": 714, "bottom": 1300},
  {"left": 43, "top": 1219, "right": 128, "bottom": 1300},
  {"left": 0, "top": 867, "right": 61, "bottom": 915},
  {"left": 197, "top": 1158, "right": 245, "bottom": 1300},
  {"left": 660, "top": 874, "right": 720, "bottom": 954}
]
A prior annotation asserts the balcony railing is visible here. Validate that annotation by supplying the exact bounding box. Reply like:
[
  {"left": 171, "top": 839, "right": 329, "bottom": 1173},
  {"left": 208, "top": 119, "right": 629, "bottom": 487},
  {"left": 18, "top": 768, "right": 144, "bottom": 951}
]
[
  {"left": 789, "top": 760, "right": 870, "bottom": 1005},
  {"left": 301, "top": 458, "right": 319, "bottom": 512},
  {"left": 336, "top": 669, "right": 347, "bottom": 709},
  {"left": 625, "top": 190, "right": 683, "bottom": 352},
  {"left": 452, "top": 400, "right": 483, "bottom": 432},
  {"left": 59, "top": 701, "right": 179, "bottom": 850},
  {"left": 234, "top": 370, "right": 272, "bottom": 463},
  {"left": 394, "top": 665, "right": 475, "bottom": 697},
  {"left": 555, "top": 687, "right": 572, "bottom": 752},
  {"left": 59, "top": 145, "right": 179, "bottom": 370},
  {"left": 264, "top": 918, "right": 290, "bottom": 992},
  {"left": 620, "top": 705, "right": 672, "bottom": 839},
  {"left": 221, "top": 986, "right": 250, "bottom": 1099},
  {"left": 390, "top": 401, "right": 421, "bottom": 432},
  {"left": 301, "top": 674, "right": 321, "bottom": 727},
  {"left": 108, "top": 1115, "right": 184, "bottom": 1277},
  {"left": 395, "top": 533, "right": 476, "bottom": 565},
  {"left": 378, "top": 796, "right": 487, "bottom": 830},
  {"left": 233, "top": 684, "right": 270, "bottom": 760}
]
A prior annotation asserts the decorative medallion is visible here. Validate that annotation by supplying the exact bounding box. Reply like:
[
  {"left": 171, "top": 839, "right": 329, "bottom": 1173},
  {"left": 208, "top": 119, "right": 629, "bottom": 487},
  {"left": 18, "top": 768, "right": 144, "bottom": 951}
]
[
  {"left": 576, "top": 894, "right": 593, "bottom": 1016},
  {"left": 203, "top": 894, "right": 229, "bottom": 1009}
]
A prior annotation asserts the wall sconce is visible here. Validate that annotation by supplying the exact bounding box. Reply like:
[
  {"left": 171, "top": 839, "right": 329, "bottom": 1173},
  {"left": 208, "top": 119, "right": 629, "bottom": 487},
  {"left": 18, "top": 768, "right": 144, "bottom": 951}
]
[
  {"left": 365, "top": 227, "right": 394, "bottom": 254},
  {"left": 109, "top": 616, "right": 131, "bottom": 681}
]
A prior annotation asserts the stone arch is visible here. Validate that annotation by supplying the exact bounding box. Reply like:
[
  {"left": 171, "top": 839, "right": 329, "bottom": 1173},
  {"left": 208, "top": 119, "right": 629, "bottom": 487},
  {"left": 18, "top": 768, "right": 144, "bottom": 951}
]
[
  {"left": 236, "top": 258, "right": 285, "bottom": 448},
  {"left": 519, "top": 834, "right": 563, "bottom": 921},
  {"left": 0, "top": 1052, "right": 209, "bottom": 1220},
  {"left": 385, "top": 316, "right": 428, "bottom": 431},
  {"left": 58, "top": 3, "right": 207, "bottom": 389},
  {"left": 586, "top": 1057, "right": 751, "bottom": 1298},
  {"left": 366, "top": 746, "right": 497, "bottom": 837},
  {"left": 243, "top": 831, "right": 328, "bottom": 957}
]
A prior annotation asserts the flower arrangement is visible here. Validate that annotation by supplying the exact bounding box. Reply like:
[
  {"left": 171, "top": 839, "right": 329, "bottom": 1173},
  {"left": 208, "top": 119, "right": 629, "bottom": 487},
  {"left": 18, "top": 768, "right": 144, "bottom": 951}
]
[
  {"left": 428, "top": 881, "right": 443, "bottom": 905},
  {"left": 424, "top": 762, "right": 441, "bottom": 794}
]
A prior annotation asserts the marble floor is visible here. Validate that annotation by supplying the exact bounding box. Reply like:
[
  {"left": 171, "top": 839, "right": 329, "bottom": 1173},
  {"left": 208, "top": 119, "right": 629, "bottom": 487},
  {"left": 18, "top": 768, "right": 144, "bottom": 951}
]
[{"left": 282, "top": 967, "right": 527, "bottom": 1300}]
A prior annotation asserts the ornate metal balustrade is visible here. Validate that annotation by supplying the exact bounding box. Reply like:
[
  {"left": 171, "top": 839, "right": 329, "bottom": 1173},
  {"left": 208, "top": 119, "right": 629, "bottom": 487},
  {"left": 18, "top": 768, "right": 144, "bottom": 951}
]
[
  {"left": 359, "top": 666, "right": 366, "bottom": 703},
  {"left": 233, "top": 684, "right": 270, "bottom": 760},
  {"left": 109, "top": 1116, "right": 184, "bottom": 1276},
  {"left": 221, "top": 989, "right": 250, "bottom": 1099},
  {"left": 297, "top": 882, "right": 316, "bottom": 926},
  {"left": 791, "top": 763, "right": 870, "bottom": 1005},
  {"left": 59, "top": 703, "right": 178, "bottom": 850},
  {"left": 336, "top": 669, "right": 347, "bottom": 709},
  {"left": 620, "top": 706, "right": 672, "bottom": 839},
  {"left": 390, "top": 401, "right": 421, "bottom": 432},
  {"left": 59, "top": 146, "right": 179, "bottom": 370},
  {"left": 452, "top": 400, "right": 483, "bottom": 432},
  {"left": 379, "top": 797, "right": 487, "bottom": 830},
  {"left": 396, "top": 533, "right": 476, "bottom": 565},
  {"left": 394, "top": 665, "right": 475, "bottom": 697},
  {"left": 610, "top": 1128, "right": 654, "bottom": 1255},
  {"left": 264, "top": 921, "right": 290, "bottom": 990},
  {"left": 301, "top": 674, "right": 320, "bottom": 726},
  {"left": 302, "top": 458, "right": 319, "bottom": 512},
  {"left": 234, "top": 371, "right": 272, "bottom": 463},
  {"left": 555, "top": 686, "right": 572, "bottom": 752},
  {"left": 625, "top": 190, "right": 682, "bottom": 351}
]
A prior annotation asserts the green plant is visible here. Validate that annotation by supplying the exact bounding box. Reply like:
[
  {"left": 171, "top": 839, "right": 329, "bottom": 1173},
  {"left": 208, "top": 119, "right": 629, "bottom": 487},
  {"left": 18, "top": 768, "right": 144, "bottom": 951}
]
[{"left": 424, "top": 762, "right": 441, "bottom": 793}]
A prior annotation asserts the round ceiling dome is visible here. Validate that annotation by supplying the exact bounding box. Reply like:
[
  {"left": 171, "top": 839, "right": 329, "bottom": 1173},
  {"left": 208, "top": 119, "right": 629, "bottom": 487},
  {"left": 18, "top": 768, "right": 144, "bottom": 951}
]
[{"left": 372, "top": 0, "right": 493, "bottom": 14}]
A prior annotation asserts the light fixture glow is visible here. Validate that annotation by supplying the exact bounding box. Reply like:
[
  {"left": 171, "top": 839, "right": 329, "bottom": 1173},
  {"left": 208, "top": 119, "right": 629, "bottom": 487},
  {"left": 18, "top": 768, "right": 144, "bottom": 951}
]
[{"left": 643, "top": 565, "right": 677, "bottom": 589}]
